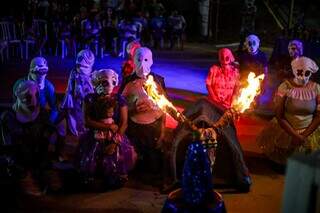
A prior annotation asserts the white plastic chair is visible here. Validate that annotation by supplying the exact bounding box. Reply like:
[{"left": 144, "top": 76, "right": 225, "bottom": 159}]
[
  {"left": 81, "top": 19, "right": 105, "bottom": 58},
  {"left": 0, "top": 40, "right": 9, "bottom": 63},
  {"left": 23, "top": 19, "right": 48, "bottom": 59},
  {"left": 0, "top": 21, "right": 23, "bottom": 59}
]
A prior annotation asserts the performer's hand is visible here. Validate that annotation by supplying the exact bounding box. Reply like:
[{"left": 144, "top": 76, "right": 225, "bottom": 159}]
[
  {"left": 113, "top": 134, "right": 123, "bottom": 144},
  {"left": 230, "top": 108, "right": 240, "bottom": 121},
  {"left": 198, "top": 128, "right": 217, "bottom": 141},
  {"left": 105, "top": 143, "right": 117, "bottom": 155},
  {"left": 136, "top": 99, "right": 152, "bottom": 112},
  {"left": 109, "top": 124, "right": 118, "bottom": 133}
]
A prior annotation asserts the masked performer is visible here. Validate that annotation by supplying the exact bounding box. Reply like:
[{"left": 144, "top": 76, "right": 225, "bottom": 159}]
[
  {"left": 162, "top": 141, "right": 226, "bottom": 213},
  {"left": 61, "top": 49, "right": 95, "bottom": 136},
  {"left": 172, "top": 48, "right": 251, "bottom": 192},
  {"left": 77, "top": 69, "right": 136, "bottom": 189},
  {"left": 238, "top": 34, "right": 269, "bottom": 106},
  {"left": 1, "top": 80, "right": 59, "bottom": 196},
  {"left": 13, "top": 57, "right": 58, "bottom": 123},
  {"left": 257, "top": 57, "right": 320, "bottom": 164},
  {"left": 122, "top": 47, "right": 166, "bottom": 174},
  {"left": 238, "top": 34, "right": 268, "bottom": 78},
  {"left": 270, "top": 39, "right": 304, "bottom": 84}
]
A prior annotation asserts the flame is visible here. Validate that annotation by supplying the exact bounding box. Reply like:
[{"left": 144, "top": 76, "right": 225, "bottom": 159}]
[
  {"left": 144, "top": 75, "right": 179, "bottom": 115},
  {"left": 232, "top": 72, "right": 265, "bottom": 113}
]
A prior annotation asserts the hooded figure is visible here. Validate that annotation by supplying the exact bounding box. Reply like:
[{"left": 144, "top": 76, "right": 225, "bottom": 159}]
[
  {"left": 238, "top": 34, "right": 269, "bottom": 106},
  {"left": 28, "top": 57, "right": 49, "bottom": 89},
  {"left": 288, "top": 40, "right": 303, "bottom": 59},
  {"left": 162, "top": 141, "right": 226, "bottom": 213},
  {"left": 1, "top": 80, "right": 59, "bottom": 196},
  {"left": 206, "top": 48, "right": 240, "bottom": 110},
  {"left": 270, "top": 39, "right": 304, "bottom": 82},
  {"left": 13, "top": 80, "right": 40, "bottom": 123},
  {"left": 239, "top": 34, "right": 268, "bottom": 78},
  {"left": 121, "top": 47, "right": 167, "bottom": 173},
  {"left": 61, "top": 49, "right": 95, "bottom": 136},
  {"left": 13, "top": 57, "right": 58, "bottom": 123},
  {"left": 257, "top": 57, "right": 320, "bottom": 164}
]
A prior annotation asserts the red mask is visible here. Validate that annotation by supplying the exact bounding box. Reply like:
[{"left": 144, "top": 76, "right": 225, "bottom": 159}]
[{"left": 218, "top": 48, "right": 235, "bottom": 66}]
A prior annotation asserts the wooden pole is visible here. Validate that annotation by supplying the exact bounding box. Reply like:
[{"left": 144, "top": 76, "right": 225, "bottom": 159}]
[{"left": 289, "top": 0, "right": 295, "bottom": 29}]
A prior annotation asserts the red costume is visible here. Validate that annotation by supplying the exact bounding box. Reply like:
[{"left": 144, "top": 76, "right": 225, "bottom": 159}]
[{"left": 206, "top": 48, "right": 240, "bottom": 109}]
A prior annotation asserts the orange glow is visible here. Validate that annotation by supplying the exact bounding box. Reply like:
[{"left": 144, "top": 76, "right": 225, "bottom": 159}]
[{"left": 232, "top": 72, "right": 264, "bottom": 113}]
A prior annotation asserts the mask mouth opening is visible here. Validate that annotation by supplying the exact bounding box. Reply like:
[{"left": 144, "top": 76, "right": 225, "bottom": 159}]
[
  {"left": 79, "top": 64, "right": 90, "bottom": 69},
  {"left": 31, "top": 69, "right": 48, "bottom": 76}
]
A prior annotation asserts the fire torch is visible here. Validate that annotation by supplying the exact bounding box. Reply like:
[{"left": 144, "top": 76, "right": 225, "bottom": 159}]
[{"left": 143, "top": 72, "right": 264, "bottom": 167}]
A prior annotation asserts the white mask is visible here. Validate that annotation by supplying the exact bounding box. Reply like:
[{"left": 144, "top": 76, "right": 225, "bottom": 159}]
[
  {"left": 218, "top": 48, "right": 235, "bottom": 67},
  {"left": 76, "top": 49, "right": 95, "bottom": 75},
  {"left": 245, "top": 34, "right": 260, "bottom": 55},
  {"left": 288, "top": 40, "right": 303, "bottom": 59},
  {"left": 291, "top": 57, "right": 319, "bottom": 86},
  {"left": 13, "top": 80, "right": 40, "bottom": 123},
  {"left": 92, "top": 69, "right": 119, "bottom": 95},
  {"left": 134, "top": 47, "right": 153, "bottom": 79},
  {"left": 29, "top": 57, "right": 48, "bottom": 89}
]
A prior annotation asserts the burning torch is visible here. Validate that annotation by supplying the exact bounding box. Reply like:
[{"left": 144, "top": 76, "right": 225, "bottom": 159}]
[{"left": 143, "top": 73, "right": 264, "bottom": 166}]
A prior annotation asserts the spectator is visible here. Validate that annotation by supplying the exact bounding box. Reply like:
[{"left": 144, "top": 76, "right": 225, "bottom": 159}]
[
  {"left": 167, "top": 10, "right": 186, "bottom": 50},
  {"left": 150, "top": 10, "right": 166, "bottom": 49},
  {"left": 81, "top": 9, "right": 103, "bottom": 50},
  {"left": 101, "top": 7, "right": 118, "bottom": 54},
  {"left": 117, "top": 14, "right": 139, "bottom": 56}
]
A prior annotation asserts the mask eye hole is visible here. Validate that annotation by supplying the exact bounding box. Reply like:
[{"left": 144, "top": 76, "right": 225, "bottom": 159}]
[
  {"left": 225, "top": 56, "right": 229, "bottom": 61},
  {"left": 144, "top": 58, "right": 148, "bottom": 61},
  {"left": 24, "top": 94, "right": 32, "bottom": 104},
  {"left": 305, "top": 70, "right": 311, "bottom": 77},
  {"left": 112, "top": 80, "right": 117, "bottom": 86},
  {"left": 101, "top": 80, "right": 110, "bottom": 87}
]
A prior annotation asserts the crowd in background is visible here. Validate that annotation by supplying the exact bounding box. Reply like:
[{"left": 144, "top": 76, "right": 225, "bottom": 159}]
[{"left": 0, "top": 0, "right": 186, "bottom": 61}]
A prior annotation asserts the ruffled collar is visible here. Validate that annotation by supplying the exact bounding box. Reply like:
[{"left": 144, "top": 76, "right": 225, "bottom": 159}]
[{"left": 285, "top": 80, "right": 317, "bottom": 101}]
